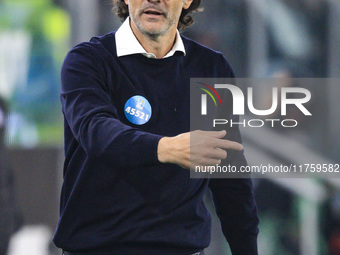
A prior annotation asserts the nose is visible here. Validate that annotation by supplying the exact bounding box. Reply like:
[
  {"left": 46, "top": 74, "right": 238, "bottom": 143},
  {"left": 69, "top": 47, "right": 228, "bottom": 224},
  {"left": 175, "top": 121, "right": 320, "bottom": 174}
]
[{"left": 147, "top": 0, "right": 160, "bottom": 3}]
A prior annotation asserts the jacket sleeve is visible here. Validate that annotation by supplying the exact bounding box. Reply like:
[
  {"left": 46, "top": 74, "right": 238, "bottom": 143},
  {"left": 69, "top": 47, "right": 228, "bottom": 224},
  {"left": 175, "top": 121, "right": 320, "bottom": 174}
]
[
  {"left": 61, "top": 43, "right": 162, "bottom": 168},
  {"left": 209, "top": 177, "right": 259, "bottom": 255},
  {"left": 208, "top": 54, "right": 259, "bottom": 254},
  {"left": 208, "top": 117, "right": 259, "bottom": 254}
]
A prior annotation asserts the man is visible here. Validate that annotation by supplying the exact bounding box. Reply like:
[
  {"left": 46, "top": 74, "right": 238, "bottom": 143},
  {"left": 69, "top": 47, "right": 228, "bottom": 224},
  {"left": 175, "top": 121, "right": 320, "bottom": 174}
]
[{"left": 53, "top": 0, "right": 259, "bottom": 254}]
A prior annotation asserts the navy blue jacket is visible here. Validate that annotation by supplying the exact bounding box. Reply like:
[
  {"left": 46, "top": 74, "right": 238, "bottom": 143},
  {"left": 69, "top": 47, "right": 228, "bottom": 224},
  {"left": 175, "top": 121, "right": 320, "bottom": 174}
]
[{"left": 53, "top": 32, "right": 259, "bottom": 255}]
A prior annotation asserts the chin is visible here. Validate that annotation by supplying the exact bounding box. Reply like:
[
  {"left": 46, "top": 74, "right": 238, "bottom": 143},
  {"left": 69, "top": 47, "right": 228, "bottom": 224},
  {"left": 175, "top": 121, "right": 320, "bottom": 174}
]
[{"left": 141, "top": 27, "right": 167, "bottom": 37}]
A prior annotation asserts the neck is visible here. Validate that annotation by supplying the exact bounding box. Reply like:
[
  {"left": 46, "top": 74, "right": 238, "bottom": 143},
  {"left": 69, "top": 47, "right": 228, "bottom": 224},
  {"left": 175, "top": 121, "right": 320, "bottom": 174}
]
[{"left": 130, "top": 20, "right": 177, "bottom": 59}]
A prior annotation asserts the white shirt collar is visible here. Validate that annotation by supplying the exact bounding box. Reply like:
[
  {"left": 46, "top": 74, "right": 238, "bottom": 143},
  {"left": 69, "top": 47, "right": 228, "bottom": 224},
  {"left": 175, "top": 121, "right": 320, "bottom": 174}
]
[{"left": 115, "top": 18, "right": 186, "bottom": 59}]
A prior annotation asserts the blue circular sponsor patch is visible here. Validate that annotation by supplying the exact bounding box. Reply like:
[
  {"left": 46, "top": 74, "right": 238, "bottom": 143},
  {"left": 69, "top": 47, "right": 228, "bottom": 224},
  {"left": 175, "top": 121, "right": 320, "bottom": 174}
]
[{"left": 124, "top": 95, "right": 152, "bottom": 125}]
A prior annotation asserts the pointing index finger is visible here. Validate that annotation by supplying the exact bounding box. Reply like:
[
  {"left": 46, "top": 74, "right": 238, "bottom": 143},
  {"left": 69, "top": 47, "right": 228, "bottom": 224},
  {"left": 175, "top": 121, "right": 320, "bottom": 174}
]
[{"left": 215, "top": 139, "right": 244, "bottom": 151}]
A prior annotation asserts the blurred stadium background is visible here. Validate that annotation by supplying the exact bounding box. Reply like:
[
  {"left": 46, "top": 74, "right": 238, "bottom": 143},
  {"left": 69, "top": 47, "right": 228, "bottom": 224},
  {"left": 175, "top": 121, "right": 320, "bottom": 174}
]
[{"left": 0, "top": 0, "right": 339, "bottom": 254}]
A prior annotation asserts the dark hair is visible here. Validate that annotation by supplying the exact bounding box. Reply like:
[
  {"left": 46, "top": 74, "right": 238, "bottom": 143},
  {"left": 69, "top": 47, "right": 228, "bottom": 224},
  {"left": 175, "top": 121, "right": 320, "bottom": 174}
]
[{"left": 112, "top": 0, "right": 203, "bottom": 32}]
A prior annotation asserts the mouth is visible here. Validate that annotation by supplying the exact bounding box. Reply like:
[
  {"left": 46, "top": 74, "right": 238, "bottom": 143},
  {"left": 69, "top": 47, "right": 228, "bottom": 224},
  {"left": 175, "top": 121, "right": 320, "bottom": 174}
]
[{"left": 143, "top": 8, "right": 164, "bottom": 17}]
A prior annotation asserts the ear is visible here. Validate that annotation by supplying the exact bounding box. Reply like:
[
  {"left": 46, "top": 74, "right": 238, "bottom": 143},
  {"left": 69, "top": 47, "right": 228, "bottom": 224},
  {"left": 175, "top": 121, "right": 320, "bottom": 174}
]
[
  {"left": 124, "top": 0, "right": 128, "bottom": 5},
  {"left": 183, "top": 0, "right": 194, "bottom": 10}
]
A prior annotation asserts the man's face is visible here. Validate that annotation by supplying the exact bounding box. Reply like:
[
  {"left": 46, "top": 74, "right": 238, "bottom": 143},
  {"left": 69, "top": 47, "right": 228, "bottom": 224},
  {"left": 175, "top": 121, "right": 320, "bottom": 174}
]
[{"left": 124, "top": 0, "right": 193, "bottom": 37}]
